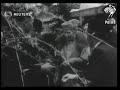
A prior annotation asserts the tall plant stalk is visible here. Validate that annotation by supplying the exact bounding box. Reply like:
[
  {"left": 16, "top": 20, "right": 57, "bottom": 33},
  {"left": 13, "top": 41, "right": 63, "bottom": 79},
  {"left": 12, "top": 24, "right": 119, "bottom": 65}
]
[{"left": 1, "top": 12, "right": 25, "bottom": 87}]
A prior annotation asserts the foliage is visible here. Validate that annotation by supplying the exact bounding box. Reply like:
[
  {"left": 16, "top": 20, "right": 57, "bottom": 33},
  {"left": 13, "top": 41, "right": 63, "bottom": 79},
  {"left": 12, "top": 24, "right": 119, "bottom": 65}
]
[
  {"left": 1, "top": 3, "right": 60, "bottom": 86},
  {"left": 48, "top": 3, "right": 72, "bottom": 21},
  {"left": 1, "top": 3, "right": 90, "bottom": 87}
]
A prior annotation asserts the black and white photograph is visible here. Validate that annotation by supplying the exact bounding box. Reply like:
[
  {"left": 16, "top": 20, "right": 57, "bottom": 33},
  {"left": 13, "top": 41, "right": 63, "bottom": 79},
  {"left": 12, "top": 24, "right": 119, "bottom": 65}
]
[{"left": 1, "top": 3, "right": 117, "bottom": 87}]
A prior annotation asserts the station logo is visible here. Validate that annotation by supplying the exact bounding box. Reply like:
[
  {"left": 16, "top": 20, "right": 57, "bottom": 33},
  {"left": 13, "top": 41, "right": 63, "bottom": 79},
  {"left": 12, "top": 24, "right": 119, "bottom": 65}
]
[
  {"left": 104, "top": 4, "right": 116, "bottom": 24},
  {"left": 4, "top": 11, "right": 32, "bottom": 18},
  {"left": 4, "top": 11, "right": 12, "bottom": 17}
]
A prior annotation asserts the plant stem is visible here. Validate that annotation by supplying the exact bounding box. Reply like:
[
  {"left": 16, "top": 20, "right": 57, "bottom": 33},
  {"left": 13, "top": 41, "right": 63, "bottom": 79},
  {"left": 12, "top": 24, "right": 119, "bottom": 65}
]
[
  {"left": 46, "top": 75, "right": 50, "bottom": 86},
  {"left": 15, "top": 49, "right": 25, "bottom": 87},
  {"left": 2, "top": 13, "right": 25, "bottom": 87}
]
